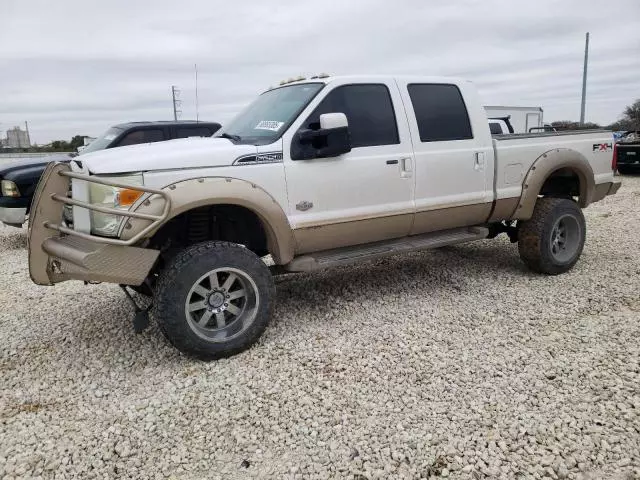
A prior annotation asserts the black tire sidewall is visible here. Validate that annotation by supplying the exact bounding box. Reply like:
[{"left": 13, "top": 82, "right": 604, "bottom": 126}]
[{"left": 153, "top": 242, "right": 274, "bottom": 359}]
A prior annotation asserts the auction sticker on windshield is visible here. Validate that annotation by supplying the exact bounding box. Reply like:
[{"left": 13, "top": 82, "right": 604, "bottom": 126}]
[{"left": 255, "top": 121, "right": 284, "bottom": 132}]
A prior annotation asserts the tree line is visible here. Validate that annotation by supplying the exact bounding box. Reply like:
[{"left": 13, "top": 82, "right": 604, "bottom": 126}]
[
  {"left": 42, "top": 135, "right": 87, "bottom": 152},
  {"left": 2, "top": 135, "right": 87, "bottom": 154},
  {"left": 552, "top": 99, "right": 640, "bottom": 131}
]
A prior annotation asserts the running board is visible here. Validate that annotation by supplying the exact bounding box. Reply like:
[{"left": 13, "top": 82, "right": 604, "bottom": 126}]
[{"left": 284, "top": 226, "right": 489, "bottom": 272}]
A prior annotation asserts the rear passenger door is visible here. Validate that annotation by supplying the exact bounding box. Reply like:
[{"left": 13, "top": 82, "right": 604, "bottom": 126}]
[{"left": 396, "top": 81, "right": 494, "bottom": 235}]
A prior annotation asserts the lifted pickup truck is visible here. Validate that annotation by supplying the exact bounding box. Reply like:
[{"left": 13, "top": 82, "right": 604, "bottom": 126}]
[
  {"left": 28, "top": 75, "right": 620, "bottom": 359},
  {"left": 0, "top": 120, "right": 220, "bottom": 227}
]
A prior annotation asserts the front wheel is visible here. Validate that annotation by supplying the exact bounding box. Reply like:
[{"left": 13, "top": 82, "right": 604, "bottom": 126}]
[
  {"left": 518, "top": 198, "right": 586, "bottom": 275},
  {"left": 153, "top": 241, "right": 275, "bottom": 359}
]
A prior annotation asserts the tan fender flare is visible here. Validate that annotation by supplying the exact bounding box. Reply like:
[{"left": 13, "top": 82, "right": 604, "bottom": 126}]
[
  {"left": 513, "top": 148, "right": 595, "bottom": 221},
  {"left": 122, "top": 177, "right": 296, "bottom": 264}
]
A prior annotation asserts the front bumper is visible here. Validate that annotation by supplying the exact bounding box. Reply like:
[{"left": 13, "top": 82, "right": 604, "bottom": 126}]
[
  {"left": 28, "top": 162, "right": 164, "bottom": 286},
  {"left": 0, "top": 206, "right": 27, "bottom": 226}
]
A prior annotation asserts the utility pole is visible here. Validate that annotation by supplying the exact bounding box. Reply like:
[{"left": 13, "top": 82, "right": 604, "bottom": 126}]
[
  {"left": 171, "top": 85, "right": 182, "bottom": 121},
  {"left": 580, "top": 32, "right": 589, "bottom": 125},
  {"left": 194, "top": 64, "right": 199, "bottom": 122},
  {"left": 25, "top": 121, "right": 31, "bottom": 147}
]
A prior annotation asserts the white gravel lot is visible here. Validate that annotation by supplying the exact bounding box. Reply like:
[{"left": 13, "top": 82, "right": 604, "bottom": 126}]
[{"left": 1, "top": 176, "right": 639, "bottom": 480}]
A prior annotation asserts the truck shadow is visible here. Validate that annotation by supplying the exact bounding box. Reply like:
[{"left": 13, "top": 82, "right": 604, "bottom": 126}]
[
  {"left": 0, "top": 228, "right": 27, "bottom": 252},
  {"left": 48, "top": 240, "right": 526, "bottom": 363},
  {"left": 273, "top": 239, "right": 527, "bottom": 309}
]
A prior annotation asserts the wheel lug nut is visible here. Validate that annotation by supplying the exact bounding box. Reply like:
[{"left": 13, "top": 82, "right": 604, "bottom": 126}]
[
  {"left": 224, "top": 303, "right": 228, "bottom": 307},
  {"left": 226, "top": 295, "right": 230, "bottom": 299}
]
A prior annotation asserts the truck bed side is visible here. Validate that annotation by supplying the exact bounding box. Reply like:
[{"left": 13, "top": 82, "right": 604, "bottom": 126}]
[{"left": 492, "top": 129, "right": 616, "bottom": 209}]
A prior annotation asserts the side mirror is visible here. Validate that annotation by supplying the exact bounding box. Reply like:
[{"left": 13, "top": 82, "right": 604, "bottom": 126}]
[
  {"left": 293, "top": 112, "right": 351, "bottom": 160},
  {"left": 319, "top": 112, "right": 348, "bottom": 130}
]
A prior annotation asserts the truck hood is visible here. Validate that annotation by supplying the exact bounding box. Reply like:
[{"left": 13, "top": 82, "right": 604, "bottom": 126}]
[
  {"left": 81, "top": 137, "right": 257, "bottom": 175},
  {"left": 0, "top": 154, "right": 72, "bottom": 176}
]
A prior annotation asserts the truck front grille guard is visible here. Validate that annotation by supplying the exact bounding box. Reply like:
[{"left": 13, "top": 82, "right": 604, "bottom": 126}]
[{"left": 44, "top": 170, "right": 171, "bottom": 246}]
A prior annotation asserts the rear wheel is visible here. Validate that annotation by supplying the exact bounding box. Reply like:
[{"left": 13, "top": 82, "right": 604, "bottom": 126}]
[
  {"left": 153, "top": 241, "right": 275, "bottom": 359},
  {"left": 518, "top": 198, "right": 586, "bottom": 275}
]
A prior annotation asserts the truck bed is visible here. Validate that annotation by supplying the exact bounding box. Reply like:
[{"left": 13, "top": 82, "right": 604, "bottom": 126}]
[
  {"left": 492, "top": 129, "right": 616, "bottom": 204},
  {"left": 493, "top": 128, "right": 609, "bottom": 140}
]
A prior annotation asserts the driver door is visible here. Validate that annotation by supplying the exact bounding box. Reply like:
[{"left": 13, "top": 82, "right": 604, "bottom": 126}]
[{"left": 282, "top": 80, "right": 415, "bottom": 254}]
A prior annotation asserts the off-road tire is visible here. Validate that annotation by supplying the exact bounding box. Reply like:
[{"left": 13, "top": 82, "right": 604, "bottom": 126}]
[
  {"left": 518, "top": 198, "right": 586, "bottom": 275},
  {"left": 153, "top": 241, "right": 275, "bottom": 360}
]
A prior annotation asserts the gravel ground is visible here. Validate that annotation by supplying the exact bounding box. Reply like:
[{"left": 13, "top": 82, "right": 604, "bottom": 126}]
[{"left": 1, "top": 176, "right": 639, "bottom": 480}]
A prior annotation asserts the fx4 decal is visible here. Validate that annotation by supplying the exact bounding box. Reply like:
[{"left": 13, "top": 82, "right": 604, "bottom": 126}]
[{"left": 593, "top": 143, "right": 612, "bottom": 152}]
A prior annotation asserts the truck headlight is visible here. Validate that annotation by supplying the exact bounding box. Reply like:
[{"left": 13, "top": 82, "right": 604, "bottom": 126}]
[
  {"left": 89, "top": 174, "right": 144, "bottom": 236},
  {"left": 1, "top": 180, "right": 20, "bottom": 197}
]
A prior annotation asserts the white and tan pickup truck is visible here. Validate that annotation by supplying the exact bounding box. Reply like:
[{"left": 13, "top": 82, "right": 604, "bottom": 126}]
[{"left": 28, "top": 75, "right": 621, "bottom": 359}]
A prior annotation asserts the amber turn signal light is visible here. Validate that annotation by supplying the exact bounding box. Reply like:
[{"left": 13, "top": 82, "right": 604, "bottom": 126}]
[{"left": 116, "top": 188, "right": 143, "bottom": 207}]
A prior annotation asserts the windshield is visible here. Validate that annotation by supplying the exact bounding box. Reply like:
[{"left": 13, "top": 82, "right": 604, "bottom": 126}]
[
  {"left": 79, "top": 126, "right": 124, "bottom": 155},
  {"left": 217, "top": 83, "right": 324, "bottom": 146}
]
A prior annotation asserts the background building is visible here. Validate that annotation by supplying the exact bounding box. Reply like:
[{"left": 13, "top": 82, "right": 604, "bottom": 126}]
[{"left": 4, "top": 124, "right": 31, "bottom": 148}]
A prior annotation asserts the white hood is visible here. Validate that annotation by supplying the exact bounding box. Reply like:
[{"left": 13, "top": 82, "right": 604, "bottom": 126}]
[{"left": 81, "top": 137, "right": 257, "bottom": 175}]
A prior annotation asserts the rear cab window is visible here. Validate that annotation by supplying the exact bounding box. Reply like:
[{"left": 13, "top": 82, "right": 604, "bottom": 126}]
[
  {"left": 407, "top": 84, "right": 473, "bottom": 142},
  {"left": 489, "top": 122, "right": 503, "bottom": 135}
]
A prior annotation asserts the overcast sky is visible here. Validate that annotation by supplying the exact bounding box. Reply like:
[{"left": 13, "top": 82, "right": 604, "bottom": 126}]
[{"left": 1, "top": 0, "right": 639, "bottom": 144}]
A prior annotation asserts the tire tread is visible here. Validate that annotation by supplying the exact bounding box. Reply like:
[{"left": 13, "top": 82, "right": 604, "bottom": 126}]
[
  {"left": 153, "top": 241, "right": 274, "bottom": 360},
  {"left": 518, "top": 197, "right": 585, "bottom": 275}
]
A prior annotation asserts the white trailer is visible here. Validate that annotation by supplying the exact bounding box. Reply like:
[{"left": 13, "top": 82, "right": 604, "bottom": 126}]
[{"left": 484, "top": 105, "right": 544, "bottom": 133}]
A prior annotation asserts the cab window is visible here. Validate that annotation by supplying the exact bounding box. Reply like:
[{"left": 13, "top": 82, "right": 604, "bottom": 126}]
[
  {"left": 300, "top": 84, "right": 399, "bottom": 148},
  {"left": 116, "top": 129, "right": 165, "bottom": 147}
]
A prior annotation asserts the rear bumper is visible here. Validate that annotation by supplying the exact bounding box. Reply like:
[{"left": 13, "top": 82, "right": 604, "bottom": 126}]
[
  {"left": 591, "top": 180, "right": 622, "bottom": 203},
  {"left": 0, "top": 206, "right": 27, "bottom": 226},
  {"left": 28, "top": 162, "right": 160, "bottom": 286},
  {"left": 617, "top": 161, "right": 639, "bottom": 168},
  {"left": 609, "top": 180, "right": 622, "bottom": 195}
]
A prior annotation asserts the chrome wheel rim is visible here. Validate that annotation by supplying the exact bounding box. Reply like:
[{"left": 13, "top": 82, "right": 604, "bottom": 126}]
[
  {"left": 549, "top": 214, "right": 581, "bottom": 263},
  {"left": 184, "top": 267, "right": 259, "bottom": 343}
]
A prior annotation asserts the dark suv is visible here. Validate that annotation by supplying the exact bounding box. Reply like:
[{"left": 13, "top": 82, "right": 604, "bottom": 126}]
[{"left": 0, "top": 120, "right": 221, "bottom": 227}]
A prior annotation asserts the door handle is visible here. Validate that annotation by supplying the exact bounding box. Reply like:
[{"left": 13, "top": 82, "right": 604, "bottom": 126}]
[
  {"left": 400, "top": 157, "right": 413, "bottom": 178},
  {"left": 474, "top": 152, "right": 485, "bottom": 171}
]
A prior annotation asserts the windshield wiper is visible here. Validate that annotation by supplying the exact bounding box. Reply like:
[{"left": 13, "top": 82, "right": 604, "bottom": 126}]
[{"left": 218, "top": 132, "right": 241, "bottom": 142}]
